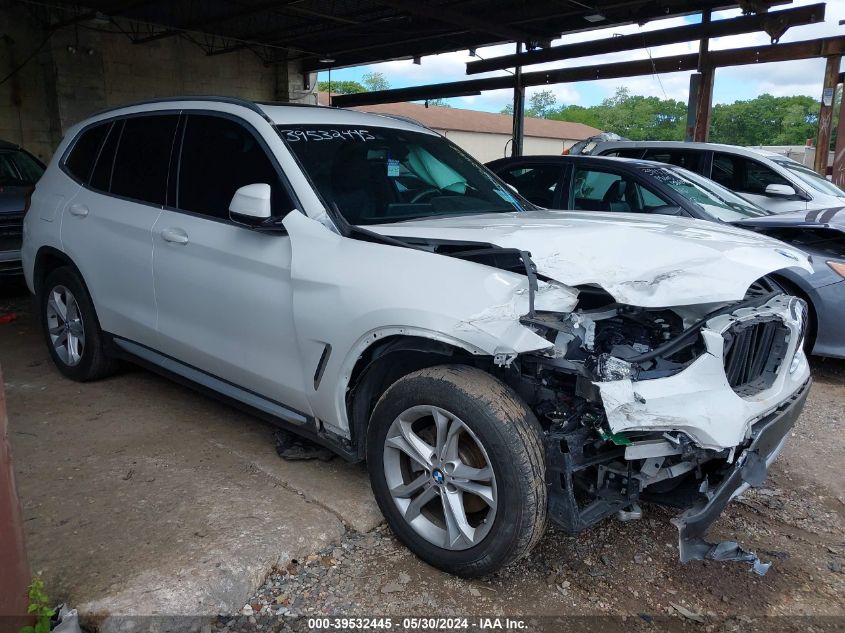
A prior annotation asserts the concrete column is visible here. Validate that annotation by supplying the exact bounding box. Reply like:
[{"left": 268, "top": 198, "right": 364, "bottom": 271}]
[{"left": 815, "top": 54, "right": 842, "bottom": 175}]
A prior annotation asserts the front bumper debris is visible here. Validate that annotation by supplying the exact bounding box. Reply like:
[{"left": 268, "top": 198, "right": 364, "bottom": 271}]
[{"left": 672, "top": 378, "right": 811, "bottom": 575}]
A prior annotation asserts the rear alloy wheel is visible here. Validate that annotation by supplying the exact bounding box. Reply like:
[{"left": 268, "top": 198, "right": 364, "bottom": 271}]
[
  {"left": 40, "top": 267, "right": 118, "bottom": 381},
  {"left": 45, "top": 285, "right": 86, "bottom": 367},
  {"left": 367, "top": 365, "right": 546, "bottom": 577}
]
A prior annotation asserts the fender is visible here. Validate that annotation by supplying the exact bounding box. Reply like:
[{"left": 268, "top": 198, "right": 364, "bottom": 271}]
[{"left": 282, "top": 211, "right": 575, "bottom": 437}]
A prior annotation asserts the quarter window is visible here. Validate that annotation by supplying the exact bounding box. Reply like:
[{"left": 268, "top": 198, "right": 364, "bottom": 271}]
[
  {"left": 90, "top": 120, "right": 122, "bottom": 192},
  {"left": 177, "top": 114, "right": 289, "bottom": 220},
  {"left": 65, "top": 123, "right": 110, "bottom": 183},
  {"left": 110, "top": 115, "right": 179, "bottom": 206}
]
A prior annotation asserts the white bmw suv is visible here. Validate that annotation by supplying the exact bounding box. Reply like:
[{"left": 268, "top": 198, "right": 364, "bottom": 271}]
[{"left": 23, "top": 97, "right": 812, "bottom": 577}]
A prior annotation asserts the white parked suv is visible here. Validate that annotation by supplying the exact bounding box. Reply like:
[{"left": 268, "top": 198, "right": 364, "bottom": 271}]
[
  {"left": 23, "top": 97, "right": 813, "bottom": 577},
  {"left": 589, "top": 140, "right": 845, "bottom": 214}
]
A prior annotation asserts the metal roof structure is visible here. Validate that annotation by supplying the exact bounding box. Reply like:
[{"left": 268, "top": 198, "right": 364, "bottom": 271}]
[{"left": 34, "top": 0, "right": 770, "bottom": 70}]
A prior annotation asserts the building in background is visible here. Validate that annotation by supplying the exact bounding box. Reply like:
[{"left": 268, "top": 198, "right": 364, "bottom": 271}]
[{"left": 318, "top": 93, "right": 600, "bottom": 163}]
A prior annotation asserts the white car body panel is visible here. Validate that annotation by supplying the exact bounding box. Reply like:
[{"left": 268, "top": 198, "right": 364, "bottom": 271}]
[
  {"left": 151, "top": 209, "right": 312, "bottom": 414},
  {"left": 368, "top": 210, "right": 812, "bottom": 306}
]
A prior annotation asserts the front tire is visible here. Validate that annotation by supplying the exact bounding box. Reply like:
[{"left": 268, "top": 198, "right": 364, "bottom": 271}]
[
  {"left": 367, "top": 365, "right": 547, "bottom": 577},
  {"left": 39, "top": 267, "right": 118, "bottom": 381}
]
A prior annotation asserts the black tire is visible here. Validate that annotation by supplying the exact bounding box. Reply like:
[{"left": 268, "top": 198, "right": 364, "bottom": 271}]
[
  {"left": 367, "top": 365, "right": 547, "bottom": 577},
  {"left": 39, "top": 266, "right": 118, "bottom": 381}
]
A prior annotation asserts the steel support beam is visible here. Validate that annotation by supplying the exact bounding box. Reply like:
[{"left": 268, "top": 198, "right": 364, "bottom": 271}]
[
  {"left": 376, "top": 0, "right": 533, "bottom": 43},
  {"left": 333, "top": 36, "right": 845, "bottom": 108},
  {"left": 512, "top": 42, "right": 525, "bottom": 157},
  {"left": 815, "top": 55, "right": 842, "bottom": 175},
  {"left": 466, "top": 3, "right": 826, "bottom": 75}
]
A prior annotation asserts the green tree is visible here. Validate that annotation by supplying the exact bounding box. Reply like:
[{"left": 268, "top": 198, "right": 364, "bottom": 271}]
[
  {"left": 526, "top": 89, "right": 558, "bottom": 118},
  {"left": 316, "top": 80, "right": 366, "bottom": 94},
  {"left": 363, "top": 71, "right": 390, "bottom": 92},
  {"left": 710, "top": 94, "right": 819, "bottom": 146},
  {"left": 426, "top": 98, "right": 452, "bottom": 108}
]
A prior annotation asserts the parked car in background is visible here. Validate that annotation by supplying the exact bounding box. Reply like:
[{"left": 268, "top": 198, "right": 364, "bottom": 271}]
[
  {"left": 1, "top": 140, "right": 44, "bottom": 278},
  {"left": 24, "top": 98, "right": 812, "bottom": 577},
  {"left": 584, "top": 140, "right": 845, "bottom": 214},
  {"left": 487, "top": 154, "right": 845, "bottom": 359}
]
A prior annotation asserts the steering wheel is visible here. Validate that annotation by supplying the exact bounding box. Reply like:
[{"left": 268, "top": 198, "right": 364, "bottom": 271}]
[{"left": 411, "top": 188, "right": 440, "bottom": 203}]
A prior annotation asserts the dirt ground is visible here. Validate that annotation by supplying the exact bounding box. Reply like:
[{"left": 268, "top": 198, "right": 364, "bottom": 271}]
[{"left": 2, "top": 281, "right": 844, "bottom": 631}]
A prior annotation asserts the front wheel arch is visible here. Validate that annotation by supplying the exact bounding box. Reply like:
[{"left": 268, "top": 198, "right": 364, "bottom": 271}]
[{"left": 346, "top": 335, "right": 488, "bottom": 461}]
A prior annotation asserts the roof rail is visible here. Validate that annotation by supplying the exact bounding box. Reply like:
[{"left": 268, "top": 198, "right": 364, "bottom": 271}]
[{"left": 89, "top": 95, "right": 272, "bottom": 119}]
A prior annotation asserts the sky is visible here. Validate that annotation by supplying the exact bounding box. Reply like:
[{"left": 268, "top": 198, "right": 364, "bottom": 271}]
[{"left": 318, "top": 0, "right": 845, "bottom": 113}]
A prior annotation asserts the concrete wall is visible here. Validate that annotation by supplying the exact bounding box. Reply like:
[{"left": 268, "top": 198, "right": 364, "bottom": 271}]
[
  {"left": 1, "top": 1, "right": 312, "bottom": 163},
  {"left": 437, "top": 129, "right": 574, "bottom": 163}
]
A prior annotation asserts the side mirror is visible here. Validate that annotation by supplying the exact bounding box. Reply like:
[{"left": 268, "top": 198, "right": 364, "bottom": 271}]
[
  {"left": 765, "top": 183, "right": 797, "bottom": 198},
  {"left": 229, "top": 183, "right": 272, "bottom": 225},
  {"left": 652, "top": 205, "right": 685, "bottom": 217}
]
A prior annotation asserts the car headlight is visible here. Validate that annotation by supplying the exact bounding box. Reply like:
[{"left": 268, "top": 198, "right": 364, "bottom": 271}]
[{"left": 788, "top": 297, "right": 807, "bottom": 374}]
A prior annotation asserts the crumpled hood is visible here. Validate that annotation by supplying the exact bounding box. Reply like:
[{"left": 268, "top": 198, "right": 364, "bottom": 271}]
[{"left": 368, "top": 210, "right": 814, "bottom": 307}]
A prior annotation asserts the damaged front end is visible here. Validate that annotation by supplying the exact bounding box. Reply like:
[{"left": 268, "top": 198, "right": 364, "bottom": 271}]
[{"left": 508, "top": 286, "right": 811, "bottom": 574}]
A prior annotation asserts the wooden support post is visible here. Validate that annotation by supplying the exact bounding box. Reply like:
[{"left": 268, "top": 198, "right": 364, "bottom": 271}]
[
  {"left": 815, "top": 54, "right": 842, "bottom": 174},
  {"left": 692, "top": 9, "right": 714, "bottom": 143},
  {"left": 511, "top": 41, "right": 525, "bottom": 157},
  {"left": 0, "top": 367, "right": 32, "bottom": 628},
  {"left": 832, "top": 78, "right": 845, "bottom": 189},
  {"left": 693, "top": 68, "right": 715, "bottom": 142}
]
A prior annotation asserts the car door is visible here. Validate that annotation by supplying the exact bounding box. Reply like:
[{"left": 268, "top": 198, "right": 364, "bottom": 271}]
[
  {"left": 494, "top": 161, "right": 567, "bottom": 208},
  {"left": 60, "top": 114, "right": 178, "bottom": 347},
  {"left": 151, "top": 112, "right": 311, "bottom": 414},
  {"left": 711, "top": 152, "right": 797, "bottom": 212}
]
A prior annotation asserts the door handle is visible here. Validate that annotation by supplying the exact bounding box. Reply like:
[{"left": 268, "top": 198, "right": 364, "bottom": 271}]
[
  {"left": 160, "top": 227, "right": 189, "bottom": 244},
  {"left": 68, "top": 203, "right": 89, "bottom": 217}
]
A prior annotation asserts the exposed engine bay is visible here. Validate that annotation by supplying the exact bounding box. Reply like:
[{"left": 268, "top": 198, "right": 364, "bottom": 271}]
[{"left": 501, "top": 283, "right": 810, "bottom": 575}]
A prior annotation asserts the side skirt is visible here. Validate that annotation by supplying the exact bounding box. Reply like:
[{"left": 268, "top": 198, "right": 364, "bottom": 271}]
[{"left": 106, "top": 335, "right": 360, "bottom": 462}]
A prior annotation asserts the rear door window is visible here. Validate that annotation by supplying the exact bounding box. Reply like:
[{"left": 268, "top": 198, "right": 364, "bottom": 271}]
[
  {"left": 65, "top": 123, "right": 110, "bottom": 183},
  {"left": 497, "top": 164, "right": 563, "bottom": 207},
  {"left": 641, "top": 149, "right": 704, "bottom": 174},
  {"left": 570, "top": 167, "right": 670, "bottom": 213},
  {"left": 177, "top": 114, "right": 290, "bottom": 220},
  {"left": 110, "top": 115, "right": 179, "bottom": 206}
]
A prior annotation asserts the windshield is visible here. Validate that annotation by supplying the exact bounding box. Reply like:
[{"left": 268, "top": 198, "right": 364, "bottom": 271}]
[
  {"left": 773, "top": 159, "right": 845, "bottom": 198},
  {"left": 0, "top": 149, "right": 44, "bottom": 187},
  {"left": 641, "top": 166, "right": 771, "bottom": 221},
  {"left": 277, "top": 125, "right": 531, "bottom": 225}
]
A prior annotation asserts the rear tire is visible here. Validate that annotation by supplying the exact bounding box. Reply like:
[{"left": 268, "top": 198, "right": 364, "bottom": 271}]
[
  {"left": 367, "top": 365, "right": 546, "bottom": 577},
  {"left": 39, "top": 267, "right": 118, "bottom": 381}
]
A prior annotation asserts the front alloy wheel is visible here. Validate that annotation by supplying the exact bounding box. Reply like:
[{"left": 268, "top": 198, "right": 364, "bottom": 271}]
[
  {"left": 367, "top": 365, "right": 547, "bottom": 577},
  {"left": 384, "top": 405, "right": 497, "bottom": 550}
]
